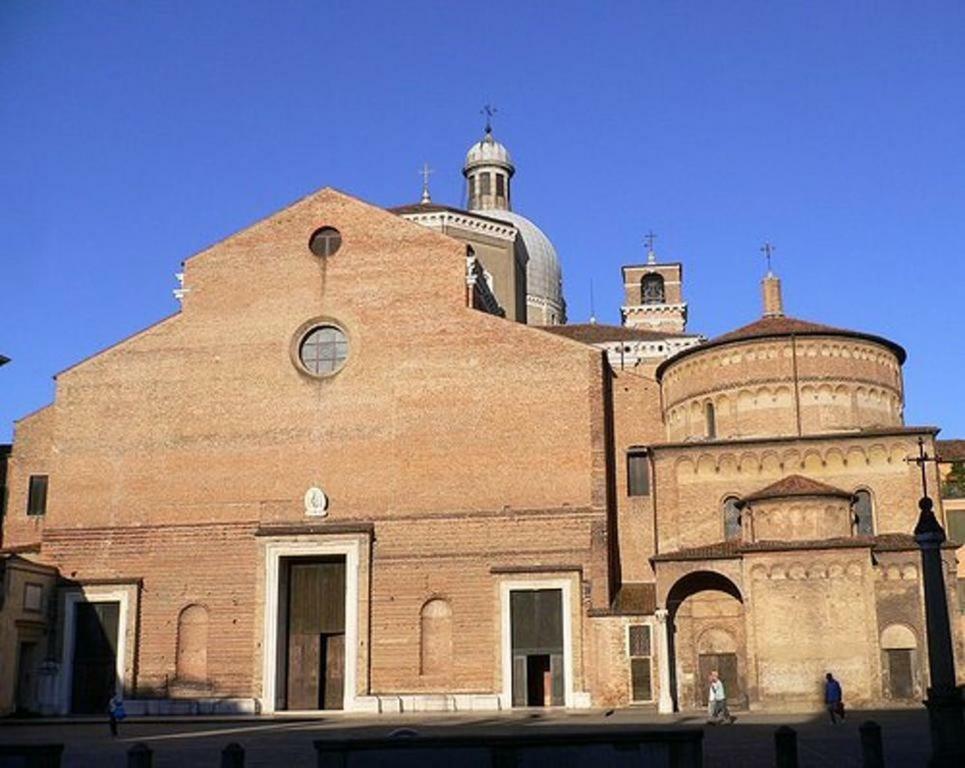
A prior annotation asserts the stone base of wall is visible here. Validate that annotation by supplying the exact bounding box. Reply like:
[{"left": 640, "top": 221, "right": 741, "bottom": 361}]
[
  {"left": 124, "top": 698, "right": 259, "bottom": 716},
  {"left": 355, "top": 692, "right": 593, "bottom": 713},
  {"left": 123, "top": 692, "right": 596, "bottom": 716},
  {"left": 355, "top": 694, "right": 501, "bottom": 713}
]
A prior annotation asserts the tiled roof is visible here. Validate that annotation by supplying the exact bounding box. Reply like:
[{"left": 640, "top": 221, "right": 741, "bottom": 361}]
[
  {"left": 652, "top": 540, "right": 743, "bottom": 562},
  {"left": 541, "top": 323, "right": 690, "bottom": 344},
  {"left": 712, "top": 316, "right": 857, "bottom": 345},
  {"left": 652, "top": 533, "right": 948, "bottom": 563},
  {"left": 741, "top": 474, "right": 852, "bottom": 503},
  {"left": 656, "top": 314, "right": 906, "bottom": 379},
  {"left": 938, "top": 439, "right": 965, "bottom": 462},
  {"left": 612, "top": 583, "right": 657, "bottom": 615}
]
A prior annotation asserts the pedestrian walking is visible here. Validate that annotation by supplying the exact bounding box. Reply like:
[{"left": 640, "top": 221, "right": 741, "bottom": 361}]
[
  {"left": 108, "top": 694, "right": 126, "bottom": 737},
  {"left": 707, "top": 670, "right": 736, "bottom": 725},
  {"left": 824, "top": 673, "right": 845, "bottom": 724}
]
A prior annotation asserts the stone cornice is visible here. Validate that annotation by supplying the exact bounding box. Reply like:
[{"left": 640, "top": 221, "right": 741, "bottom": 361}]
[
  {"left": 622, "top": 303, "right": 687, "bottom": 315},
  {"left": 638, "top": 425, "right": 940, "bottom": 453},
  {"left": 400, "top": 210, "right": 517, "bottom": 242}
]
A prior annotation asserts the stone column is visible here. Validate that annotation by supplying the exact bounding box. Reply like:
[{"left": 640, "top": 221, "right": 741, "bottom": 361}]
[
  {"left": 914, "top": 496, "right": 965, "bottom": 767},
  {"left": 655, "top": 608, "right": 674, "bottom": 714}
]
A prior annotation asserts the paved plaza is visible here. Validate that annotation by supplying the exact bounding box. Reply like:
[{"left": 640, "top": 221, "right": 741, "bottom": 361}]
[{"left": 0, "top": 707, "right": 931, "bottom": 767}]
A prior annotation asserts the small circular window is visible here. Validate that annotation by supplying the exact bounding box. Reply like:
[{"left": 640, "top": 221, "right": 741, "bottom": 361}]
[
  {"left": 309, "top": 226, "right": 342, "bottom": 257},
  {"left": 298, "top": 325, "right": 348, "bottom": 375}
]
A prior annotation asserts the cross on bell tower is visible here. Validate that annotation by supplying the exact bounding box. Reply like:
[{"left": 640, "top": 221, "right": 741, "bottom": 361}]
[{"left": 644, "top": 230, "right": 657, "bottom": 265}]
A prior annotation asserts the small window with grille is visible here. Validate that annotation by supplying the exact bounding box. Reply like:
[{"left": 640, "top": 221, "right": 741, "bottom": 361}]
[
  {"left": 628, "top": 624, "right": 653, "bottom": 702},
  {"left": 480, "top": 173, "right": 491, "bottom": 196},
  {"left": 627, "top": 453, "right": 650, "bottom": 497},
  {"left": 27, "top": 475, "right": 48, "bottom": 516}
]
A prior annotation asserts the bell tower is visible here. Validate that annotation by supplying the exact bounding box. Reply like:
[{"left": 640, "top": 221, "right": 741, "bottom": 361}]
[{"left": 620, "top": 233, "right": 688, "bottom": 333}]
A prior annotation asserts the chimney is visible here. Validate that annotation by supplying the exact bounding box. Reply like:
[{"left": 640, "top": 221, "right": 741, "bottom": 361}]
[{"left": 762, "top": 274, "right": 784, "bottom": 317}]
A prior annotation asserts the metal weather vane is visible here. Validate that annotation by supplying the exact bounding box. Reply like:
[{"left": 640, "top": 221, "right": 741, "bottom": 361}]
[{"left": 481, "top": 104, "right": 497, "bottom": 134}]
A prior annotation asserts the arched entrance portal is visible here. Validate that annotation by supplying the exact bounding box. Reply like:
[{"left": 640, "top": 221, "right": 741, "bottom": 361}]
[{"left": 666, "top": 571, "right": 746, "bottom": 712}]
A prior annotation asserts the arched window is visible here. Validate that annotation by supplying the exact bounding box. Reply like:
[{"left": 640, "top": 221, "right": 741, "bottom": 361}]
[
  {"left": 641, "top": 274, "right": 665, "bottom": 305},
  {"left": 420, "top": 598, "right": 452, "bottom": 677},
  {"left": 723, "top": 497, "right": 742, "bottom": 541},
  {"left": 852, "top": 490, "right": 874, "bottom": 536},
  {"left": 705, "top": 402, "right": 716, "bottom": 439},
  {"left": 176, "top": 604, "right": 209, "bottom": 683}
]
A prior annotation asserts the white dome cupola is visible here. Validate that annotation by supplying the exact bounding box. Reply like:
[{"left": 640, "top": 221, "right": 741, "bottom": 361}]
[{"left": 463, "top": 119, "right": 515, "bottom": 211}]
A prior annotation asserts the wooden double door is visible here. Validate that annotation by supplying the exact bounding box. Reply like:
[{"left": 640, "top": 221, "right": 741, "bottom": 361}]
[
  {"left": 285, "top": 558, "right": 346, "bottom": 710},
  {"left": 886, "top": 649, "right": 914, "bottom": 699},
  {"left": 510, "top": 589, "right": 564, "bottom": 707}
]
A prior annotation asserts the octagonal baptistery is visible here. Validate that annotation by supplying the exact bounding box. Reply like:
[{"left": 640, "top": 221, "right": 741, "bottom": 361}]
[{"left": 656, "top": 276, "right": 906, "bottom": 441}]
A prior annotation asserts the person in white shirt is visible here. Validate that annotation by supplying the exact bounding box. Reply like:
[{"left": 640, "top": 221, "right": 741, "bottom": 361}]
[{"left": 707, "top": 670, "right": 736, "bottom": 725}]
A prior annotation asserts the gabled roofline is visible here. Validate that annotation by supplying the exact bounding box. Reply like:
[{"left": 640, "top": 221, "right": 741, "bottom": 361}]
[{"left": 54, "top": 312, "right": 181, "bottom": 379}]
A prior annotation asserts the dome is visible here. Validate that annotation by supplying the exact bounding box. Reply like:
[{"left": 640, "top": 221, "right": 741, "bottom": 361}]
[
  {"left": 464, "top": 132, "right": 514, "bottom": 172},
  {"left": 482, "top": 209, "right": 564, "bottom": 316}
]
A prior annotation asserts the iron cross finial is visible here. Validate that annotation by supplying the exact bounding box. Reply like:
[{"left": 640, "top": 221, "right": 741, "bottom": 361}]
[
  {"left": 481, "top": 104, "right": 497, "bottom": 134},
  {"left": 645, "top": 231, "right": 658, "bottom": 264},
  {"left": 905, "top": 436, "right": 945, "bottom": 501},
  {"left": 419, "top": 162, "right": 434, "bottom": 204},
  {"left": 761, "top": 242, "right": 776, "bottom": 274}
]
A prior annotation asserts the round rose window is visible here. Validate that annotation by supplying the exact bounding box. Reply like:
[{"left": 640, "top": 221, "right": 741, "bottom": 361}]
[{"left": 298, "top": 325, "right": 348, "bottom": 375}]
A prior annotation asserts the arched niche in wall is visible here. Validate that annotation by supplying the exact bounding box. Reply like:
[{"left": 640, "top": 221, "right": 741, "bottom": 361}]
[
  {"left": 420, "top": 598, "right": 453, "bottom": 677},
  {"left": 176, "top": 604, "right": 209, "bottom": 683}
]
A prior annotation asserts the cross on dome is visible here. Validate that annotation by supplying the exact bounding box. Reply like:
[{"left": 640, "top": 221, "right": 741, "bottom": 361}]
[{"left": 419, "top": 162, "right": 434, "bottom": 204}]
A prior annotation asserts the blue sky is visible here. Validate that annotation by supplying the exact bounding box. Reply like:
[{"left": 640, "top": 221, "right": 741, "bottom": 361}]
[{"left": 1, "top": 1, "right": 964, "bottom": 442}]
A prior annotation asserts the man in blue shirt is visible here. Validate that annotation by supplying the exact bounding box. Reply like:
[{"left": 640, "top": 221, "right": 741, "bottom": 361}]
[{"left": 824, "top": 673, "right": 844, "bottom": 724}]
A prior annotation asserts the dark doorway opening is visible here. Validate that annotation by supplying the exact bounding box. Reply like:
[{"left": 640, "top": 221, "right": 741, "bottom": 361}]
[
  {"left": 282, "top": 557, "right": 346, "bottom": 710},
  {"left": 526, "top": 654, "right": 552, "bottom": 706},
  {"left": 15, "top": 641, "right": 38, "bottom": 713},
  {"left": 510, "top": 589, "right": 564, "bottom": 707},
  {"left": 887, "top": 649, "right": 914, "bottom": 699},
  {"left": 70, "top": 601, "right": 120, "bottom": 714}
]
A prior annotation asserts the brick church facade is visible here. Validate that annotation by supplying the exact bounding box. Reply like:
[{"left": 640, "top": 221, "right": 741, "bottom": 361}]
[{"left": 0, "top": 128, "right": 961, "bottom": 716}]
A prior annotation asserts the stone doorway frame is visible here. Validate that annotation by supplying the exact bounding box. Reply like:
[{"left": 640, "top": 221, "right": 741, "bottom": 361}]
[
  {"left": 261, "top": 538, "right": 360, "bottom": 714},
  {"left": 58, "top": 588, "right": 130, "bottom": 715},
  {"left": 498, "top": 578, "right": 576, "bottom": 709}
]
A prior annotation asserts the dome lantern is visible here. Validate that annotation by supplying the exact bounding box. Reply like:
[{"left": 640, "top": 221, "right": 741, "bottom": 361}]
[{"left": 463, "top": 123, "right": 515, "bottom": 212}]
